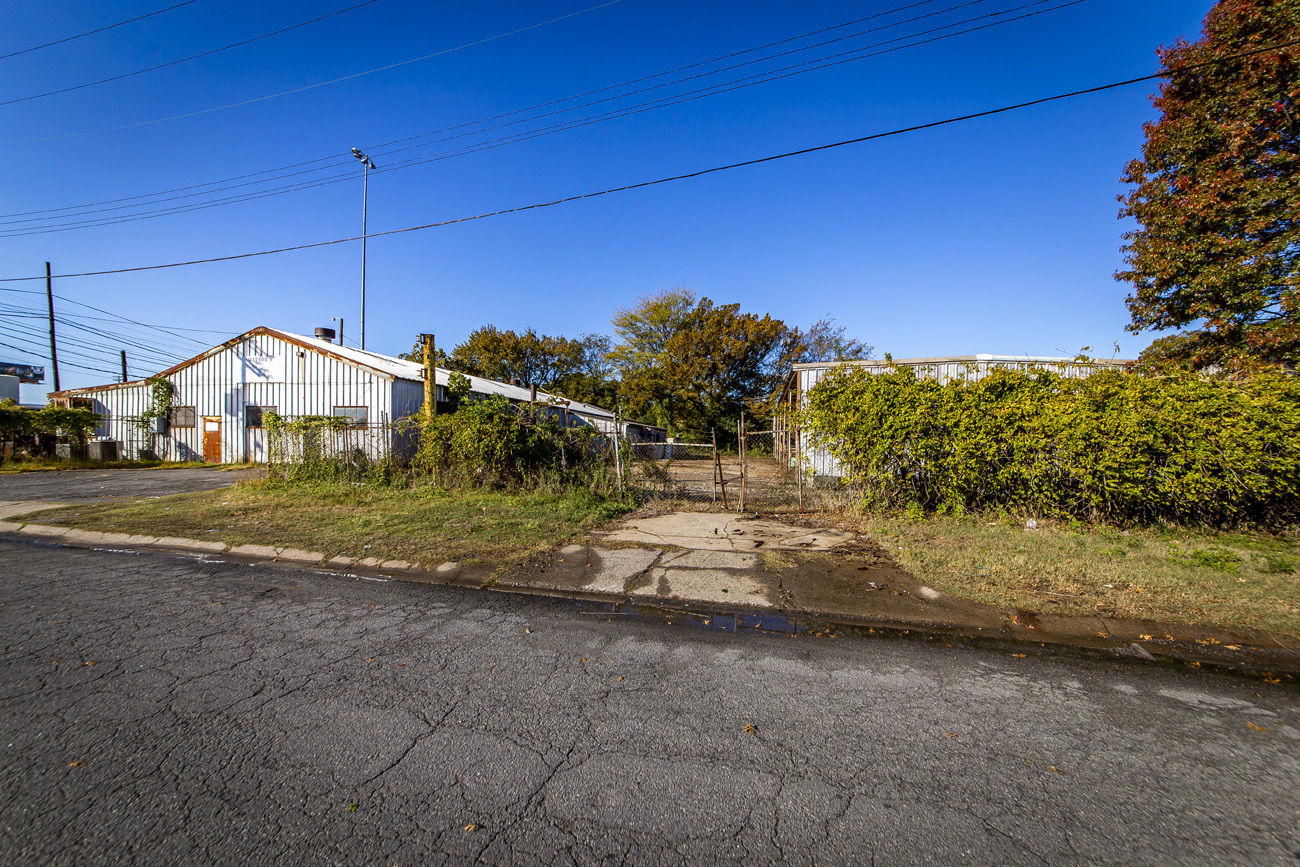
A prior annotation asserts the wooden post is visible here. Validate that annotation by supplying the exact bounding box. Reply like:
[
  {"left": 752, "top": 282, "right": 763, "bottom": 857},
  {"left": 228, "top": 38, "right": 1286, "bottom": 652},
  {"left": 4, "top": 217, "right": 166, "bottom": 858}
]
[
  {"left": 420, "top": 334, "right": 436, "bottom": 421},
  {"left": 120, "top": 350, "right": 128, "bottom": 383},
  {"left": 45, "top": 262, "right": 60, "bottom": 392}
]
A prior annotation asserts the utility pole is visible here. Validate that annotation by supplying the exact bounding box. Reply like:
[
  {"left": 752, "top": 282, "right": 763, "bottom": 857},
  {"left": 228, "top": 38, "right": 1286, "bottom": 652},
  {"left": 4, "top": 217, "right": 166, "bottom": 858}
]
[
  {"left": 120, "top": 350, "right": 128, "bottom": 383},
  {"left": 45, "top": 262, "right": 59, "bottom": 392},
  {"left": 351, "top": 148, "right": 377, "bottom": 350},
  {"left": 420, "top": 333, "right": 436, "bottom": 421}
]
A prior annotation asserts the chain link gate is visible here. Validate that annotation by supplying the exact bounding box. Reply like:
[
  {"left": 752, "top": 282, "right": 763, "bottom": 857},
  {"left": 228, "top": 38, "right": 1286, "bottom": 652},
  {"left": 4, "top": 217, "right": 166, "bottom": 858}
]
[{"left": 621, "top": 411, "right": 839, "bottom": 512}]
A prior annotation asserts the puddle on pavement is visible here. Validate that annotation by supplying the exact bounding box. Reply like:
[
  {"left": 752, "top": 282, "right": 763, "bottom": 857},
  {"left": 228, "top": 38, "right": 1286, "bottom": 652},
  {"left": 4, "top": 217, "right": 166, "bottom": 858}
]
[{"left": 574, "top": 600, "right": 812, "bottom": 636}]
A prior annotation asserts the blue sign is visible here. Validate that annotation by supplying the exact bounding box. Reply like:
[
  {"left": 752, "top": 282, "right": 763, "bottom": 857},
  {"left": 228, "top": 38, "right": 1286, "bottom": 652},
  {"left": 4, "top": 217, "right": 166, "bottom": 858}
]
[{"left": 0, "top": 362, "right": 44, "bottom": 384}]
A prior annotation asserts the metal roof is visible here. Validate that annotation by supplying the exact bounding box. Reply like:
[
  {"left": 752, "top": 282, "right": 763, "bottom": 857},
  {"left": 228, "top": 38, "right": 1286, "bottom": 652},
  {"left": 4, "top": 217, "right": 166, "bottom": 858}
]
[
  {"left": 51, "top": 325, "right": 617, "bottom": 419},
  {"left": 790, "top": 354, "right": 1134, "bottom": 371}
]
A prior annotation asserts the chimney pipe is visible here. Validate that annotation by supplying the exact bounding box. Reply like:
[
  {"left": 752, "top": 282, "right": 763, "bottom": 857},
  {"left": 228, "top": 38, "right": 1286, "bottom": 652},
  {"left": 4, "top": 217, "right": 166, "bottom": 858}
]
[{"left": 314, "top": 326, "right": 337, "bottom": 342}]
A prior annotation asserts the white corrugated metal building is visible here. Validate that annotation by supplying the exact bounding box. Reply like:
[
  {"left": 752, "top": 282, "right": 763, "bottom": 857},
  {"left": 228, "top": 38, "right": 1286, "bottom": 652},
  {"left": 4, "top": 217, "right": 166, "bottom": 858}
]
[
  {"left": 49, "top": 326, "right": 660, "bottom": 463},
  {"left": 778, "top": 354, "right": 1134, "bottom": 479}
]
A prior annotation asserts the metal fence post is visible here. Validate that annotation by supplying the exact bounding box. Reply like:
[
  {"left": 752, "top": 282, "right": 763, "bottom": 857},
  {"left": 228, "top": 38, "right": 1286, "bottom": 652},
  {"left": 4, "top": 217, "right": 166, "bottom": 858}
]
[
  {"left": 796, "top": 424, "right": 803, "bottom": 511},
  {"left": 612, "top": 416, "right": 624, "bottom": 496},
  {"left": 738, "top": 412, "right": 746, "bottom": 512}
]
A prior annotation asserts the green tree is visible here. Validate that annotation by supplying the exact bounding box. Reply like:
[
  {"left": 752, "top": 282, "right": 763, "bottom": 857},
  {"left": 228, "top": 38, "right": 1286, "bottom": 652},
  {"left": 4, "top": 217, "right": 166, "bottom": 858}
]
[
  {"left": 610, "top": 290, "right": 862, "bottom": 437},
  {"left": 407, "top": 327, "right": 617, "bottom": 407},
  {"left": 1117, "top": 0, "right": 1300, "bottom": 368}
]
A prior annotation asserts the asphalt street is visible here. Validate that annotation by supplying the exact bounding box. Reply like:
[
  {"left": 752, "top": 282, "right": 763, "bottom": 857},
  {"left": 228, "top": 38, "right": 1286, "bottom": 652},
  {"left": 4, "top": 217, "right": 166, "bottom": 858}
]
[
  {"left": 0, "top": 467, "right": 238, "bottom": 503},
  {"left": 1, "top": 537, "right": 1297, "bottom": 866}
]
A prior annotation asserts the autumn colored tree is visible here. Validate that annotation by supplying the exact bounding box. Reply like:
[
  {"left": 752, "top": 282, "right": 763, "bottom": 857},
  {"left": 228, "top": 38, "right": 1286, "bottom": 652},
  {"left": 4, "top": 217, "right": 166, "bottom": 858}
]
[
  {"left": 610, "top": 289, "right": 866, "bottom": 437},
  {"left": 1116, "top": 0, "right": 1300, "bottom": 368},
  {"left": 404, "top": 327, "right": 616, "bottom": 406}
]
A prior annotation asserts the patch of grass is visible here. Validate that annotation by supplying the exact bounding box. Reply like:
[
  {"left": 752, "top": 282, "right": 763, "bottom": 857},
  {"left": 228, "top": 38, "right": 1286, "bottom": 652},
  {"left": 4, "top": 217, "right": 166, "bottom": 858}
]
[
  {"left": 33, "top": 478, "right": 634, "bottom": 567},
  {"left": 837, "top": 511, "right": 1300, "bottom": 637}
]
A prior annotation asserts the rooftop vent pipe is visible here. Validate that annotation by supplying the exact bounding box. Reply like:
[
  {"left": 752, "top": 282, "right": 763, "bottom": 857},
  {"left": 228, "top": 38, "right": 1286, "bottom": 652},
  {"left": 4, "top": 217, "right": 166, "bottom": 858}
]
[{"left": 314, "top": 327, "right": 337, "bottom": 342}]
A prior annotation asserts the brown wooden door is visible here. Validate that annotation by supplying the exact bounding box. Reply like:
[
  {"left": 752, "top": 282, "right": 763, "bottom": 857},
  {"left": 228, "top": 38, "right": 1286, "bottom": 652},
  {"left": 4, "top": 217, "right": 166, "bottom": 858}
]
[{"left": 202, "top": 417, "right": 221, "bottom": 463}]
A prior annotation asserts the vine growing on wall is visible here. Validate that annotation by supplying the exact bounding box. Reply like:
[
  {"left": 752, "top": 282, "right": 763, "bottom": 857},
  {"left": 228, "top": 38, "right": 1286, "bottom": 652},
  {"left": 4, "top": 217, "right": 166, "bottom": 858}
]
[{"left": 135, "top": 376, "right": 175, "bottom": 432}]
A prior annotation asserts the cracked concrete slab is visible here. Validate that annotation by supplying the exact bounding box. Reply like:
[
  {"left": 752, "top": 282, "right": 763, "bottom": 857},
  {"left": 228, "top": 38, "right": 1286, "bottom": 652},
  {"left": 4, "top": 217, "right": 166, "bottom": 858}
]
[
  {"left": 630, "top": 567, "right": 774, "bottom": 608},
  {"left": 277, "top": 548, "right": 325, "bottom": 565},
  {"left": 659, "top": 549, "right": 759, "bottom": 570},
  {"left": 597, "top": 511, "right": 855, "bottom": 551},
  {"left": 228, "top": 544, "right": 281, "bottom": 559},
  {"left": 496, "top": 546, "right": 662, "bottom": 595}
]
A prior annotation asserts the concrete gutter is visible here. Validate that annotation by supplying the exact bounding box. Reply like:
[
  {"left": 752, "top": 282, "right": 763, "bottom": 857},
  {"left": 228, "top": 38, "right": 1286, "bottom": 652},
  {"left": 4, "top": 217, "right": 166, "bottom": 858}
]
[{"left": 3, "top": 507, "right": 1298, "bottom": 676}]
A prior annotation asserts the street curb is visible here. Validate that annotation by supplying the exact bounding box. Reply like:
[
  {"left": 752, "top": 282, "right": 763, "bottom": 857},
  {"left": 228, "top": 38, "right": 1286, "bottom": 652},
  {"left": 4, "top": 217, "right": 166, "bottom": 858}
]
[{"left": 6, "top": 522, "right": 1299, "bottom": 675}]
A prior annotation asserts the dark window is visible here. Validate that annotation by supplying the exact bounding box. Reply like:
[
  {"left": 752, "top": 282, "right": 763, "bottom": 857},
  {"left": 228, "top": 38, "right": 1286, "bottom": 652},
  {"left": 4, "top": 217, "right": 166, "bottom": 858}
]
[
  {"left": 169, "top": 406, "right": 196, "bottom": 428},
  {"left": 245, "top": 406, "right": 276, "bottom": 428},
  {"left": 333, "top": 406, "right": 367, "bottom": 427}
]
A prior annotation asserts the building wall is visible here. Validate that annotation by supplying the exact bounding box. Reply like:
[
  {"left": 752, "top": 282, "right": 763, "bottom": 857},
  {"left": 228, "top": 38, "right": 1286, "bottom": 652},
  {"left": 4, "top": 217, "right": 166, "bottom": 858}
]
[{"left": 62, "top": 333, "right": 407, "bottom": 463}]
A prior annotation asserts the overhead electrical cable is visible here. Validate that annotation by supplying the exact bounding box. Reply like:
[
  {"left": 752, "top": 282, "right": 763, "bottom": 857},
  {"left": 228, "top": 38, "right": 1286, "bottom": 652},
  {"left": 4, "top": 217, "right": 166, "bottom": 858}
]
[
  {"left": 1, "top": 0, "right": 628, "bottom": 144},
  {"left": 0, "top": 1, "right": 202, "bottom": 62},
  {"left": 0, "top": 0, "right": 1005, "bottom": 228},
  {"left": 0, "top": 0, "right": 1074, "bottom": 235},
  {"left": 0, "top": 0, "right": 385, "bottom": 107},
  {"left": 0, "top": 308, "right": 198, "bottom": 363},
  {"left": 0, "top": 0, "right": 948, "bottom": 220},
  {"left": 3, "top": 36, "right": 1295, "bottom": 285}
]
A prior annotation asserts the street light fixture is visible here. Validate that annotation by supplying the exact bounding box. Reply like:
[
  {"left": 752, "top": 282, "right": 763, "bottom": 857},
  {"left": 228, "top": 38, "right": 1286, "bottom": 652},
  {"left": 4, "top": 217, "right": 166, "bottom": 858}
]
[{"left": 351, "top": 147, "right": 377, "bottom": 350}]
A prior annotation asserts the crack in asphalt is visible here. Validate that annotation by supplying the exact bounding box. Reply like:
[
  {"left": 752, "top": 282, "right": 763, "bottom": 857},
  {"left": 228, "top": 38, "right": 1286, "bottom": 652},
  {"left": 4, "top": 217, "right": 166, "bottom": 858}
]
[{"left": 1, "top": 540, "right": 1298, "bottom": 865}]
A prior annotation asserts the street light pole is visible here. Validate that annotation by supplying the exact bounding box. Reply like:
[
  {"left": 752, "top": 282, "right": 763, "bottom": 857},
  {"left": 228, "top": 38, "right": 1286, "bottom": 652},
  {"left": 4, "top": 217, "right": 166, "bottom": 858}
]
[{"left": 351, "top": 147, "right": 377, "bottom": 351}]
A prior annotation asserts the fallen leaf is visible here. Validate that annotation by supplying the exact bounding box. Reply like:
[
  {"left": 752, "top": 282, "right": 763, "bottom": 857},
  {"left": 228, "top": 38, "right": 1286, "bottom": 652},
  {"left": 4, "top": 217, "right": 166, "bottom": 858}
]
[
  {"left": 81, "top": 661, "right": 97, "bottom": 667},
  {"left": 1139, "top": 634, "right": 1154, "bottom": 641},
  {"left": 365, "top": 657, "right": 376, "bottom": 663},
  {"left": 52, "top": 659, "right": 65, "bottom": 664},
  {"left": 616, "top": 676, "right": 624, "bottom": 682},
  {"left": 1013, "top": 653, "right": 1027, "bottom": 659},
  {"left": 579, "top": 657, "right": 587, "bottom": 662},
  {"left": 1264, "top": 674, "right": 1281, "bottom": 685},
  {"left": 68, "top": 761, "right": 83, "bottom": 768},
  {"left": 396, "top": 663, "right": 406, "bottom": 667},
  {"left": 1048, "top": 765, "right": 1065, "bottom": 774},
  {"left": 1187, "top": 661, "right": 1200, "bottom": 668},
  {"left": 743, "top": 724, "right": 758, "bottom": 734},
  {"left": 463, "top": 824, "right": 480, "bottom": 832},
  {"left": 1247, "top": 722, "right": 1267, "bottom": 732},
  {"left": 1224, "top": 645, "right": 1241, "bottom": 651},
  {"left": 945, "top": 733, "right": 956, "bottom": 738},
  {"left": 525, "top": 628, "right": 532, "bottom": 634},
  {"left": 348, "top": 803, "right": 358, "bottom": 812}
]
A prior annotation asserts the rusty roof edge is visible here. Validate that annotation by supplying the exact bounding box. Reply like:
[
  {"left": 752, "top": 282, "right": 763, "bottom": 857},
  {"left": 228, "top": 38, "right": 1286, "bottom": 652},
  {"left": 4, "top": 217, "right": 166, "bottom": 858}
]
[{"left": 790, "top": 355, "right": 1136, "bottom": 370}]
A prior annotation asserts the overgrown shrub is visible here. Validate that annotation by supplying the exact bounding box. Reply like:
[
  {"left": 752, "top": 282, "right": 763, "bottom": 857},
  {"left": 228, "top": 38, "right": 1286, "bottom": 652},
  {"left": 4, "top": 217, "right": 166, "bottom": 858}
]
[
  {"left": 264, "top": 412, "right": 409, "bottom": 485},
  {"left": 413, "top": 393, "right": 615, "bottom": 491},
  {"left": 803, "top": 365, "right": 1300, "bottom": 527},
  {"left": 1, "top": 401, "right": 101, "bottom": 461}
]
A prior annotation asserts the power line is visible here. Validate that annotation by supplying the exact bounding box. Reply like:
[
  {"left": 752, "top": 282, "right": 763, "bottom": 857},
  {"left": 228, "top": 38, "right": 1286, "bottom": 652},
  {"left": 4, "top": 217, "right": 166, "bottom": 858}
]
[
  {"left": 1, "top": 0, "right": 628, "bottom": 145},
  {"left": 0, "top": 0, "right": 385, "bottom": 108},
  {"left": 0, "top": 1, "right": 201, "bottom": 62},
  {"left": 0, "top": 0, "right": 946, "bottom": 221},
  {"left": 3, "top": 36, "right": 1295, "bottom": 285},
  {"left": 0, "top": 0, "right": 1074, "bottom": 236},
  {"left": 0, "top": 311, "right": 192, "bottom": 366}
]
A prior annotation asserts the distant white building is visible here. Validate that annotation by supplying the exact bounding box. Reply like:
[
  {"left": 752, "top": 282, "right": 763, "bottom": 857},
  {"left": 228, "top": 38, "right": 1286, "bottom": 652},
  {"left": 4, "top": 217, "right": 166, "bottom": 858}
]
[
  {"left": 49, "top": 326, "right": 662, "bottom": 463},
  {"left": 777, "top": 354, "right": 1133, "bottom": 479}
]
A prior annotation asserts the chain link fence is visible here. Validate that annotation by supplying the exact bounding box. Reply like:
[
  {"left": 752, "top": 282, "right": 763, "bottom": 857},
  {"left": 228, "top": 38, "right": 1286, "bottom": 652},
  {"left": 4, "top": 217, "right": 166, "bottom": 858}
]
[{"left": 621, "top": 421, "right": 850, "bottom": 512}]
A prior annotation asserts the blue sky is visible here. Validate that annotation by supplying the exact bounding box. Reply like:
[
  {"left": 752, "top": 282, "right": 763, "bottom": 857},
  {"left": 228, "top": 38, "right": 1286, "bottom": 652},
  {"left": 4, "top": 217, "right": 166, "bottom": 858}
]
[{"left": 1, "top": 0, "right": 1214, "bottom": 402}]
